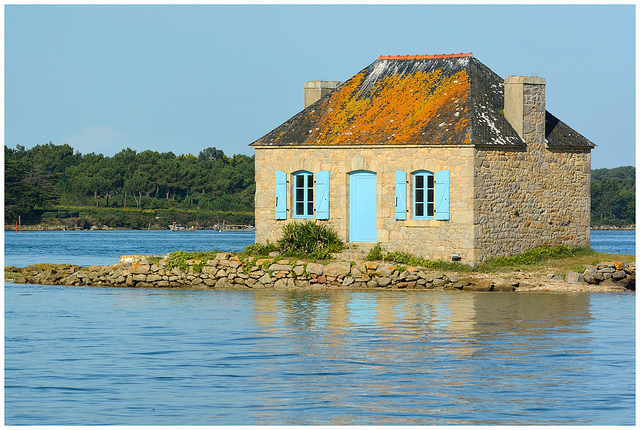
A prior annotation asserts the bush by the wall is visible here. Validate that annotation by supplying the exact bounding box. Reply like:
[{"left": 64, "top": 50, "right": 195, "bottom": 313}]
[{"left": 276, "top": 221, "right": 344, "bottom": 259}]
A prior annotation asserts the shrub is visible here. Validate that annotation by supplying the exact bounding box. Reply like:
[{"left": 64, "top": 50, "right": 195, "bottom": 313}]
[
  {"left": 366, "top": 243, "right": 384, "bottom": 261},
  {"left": 276, "top": 221, "right": 344, "bottom": 259}
]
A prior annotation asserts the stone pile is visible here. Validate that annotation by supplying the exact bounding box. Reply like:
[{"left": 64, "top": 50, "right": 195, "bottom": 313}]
[
  {"left": 580, "top": 261, "right": 635, "bottom": 290},
  {"left": 4, "top": 254, "right": 635, "bottom": 293}
]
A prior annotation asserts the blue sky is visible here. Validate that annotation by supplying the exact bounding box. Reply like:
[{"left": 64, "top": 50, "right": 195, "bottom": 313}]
[{"left": 4, "top": 3, "right": 635, "bottom": 169}]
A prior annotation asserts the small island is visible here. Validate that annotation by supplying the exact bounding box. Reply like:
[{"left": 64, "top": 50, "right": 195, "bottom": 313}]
[{"left": 5, "top": 248, "right": 635, "bottom": 294}]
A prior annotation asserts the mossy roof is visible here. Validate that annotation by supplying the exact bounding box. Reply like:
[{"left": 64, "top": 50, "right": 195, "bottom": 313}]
[{"left": 250, "top": 53, "right": 594, "bottom": 149}]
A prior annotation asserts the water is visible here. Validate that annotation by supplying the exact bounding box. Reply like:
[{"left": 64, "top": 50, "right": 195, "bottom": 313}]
[
  {"left": 4, "top": 286, "right": 635, "bottom": 425},
  {"left": 590, "top": 230, "right": 636, "bottom": 256},
  {"left": 3, "top": 230, "right": 255, "bottom": 267},
  {"left": 3, "top": 229, "right": 635, "bottom": 268},
  {"left": 3, "top": 229, "right": 636, "bottom": 425}
]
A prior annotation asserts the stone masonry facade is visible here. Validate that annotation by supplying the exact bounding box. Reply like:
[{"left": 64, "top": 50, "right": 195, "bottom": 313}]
[
  {"left": 473, "top": 80, "right": 591, "bottom": 263},
  {"left": 255, "top": 145, "right": 477, "bottom": 262}
]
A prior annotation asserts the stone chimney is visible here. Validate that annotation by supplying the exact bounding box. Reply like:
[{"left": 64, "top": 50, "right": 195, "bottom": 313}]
[
  {"left": 304, "top": 80, "right": 342, "bottom": 108},
  {"left": 503, "top": 76, "right": 546, "bottom": 145}
]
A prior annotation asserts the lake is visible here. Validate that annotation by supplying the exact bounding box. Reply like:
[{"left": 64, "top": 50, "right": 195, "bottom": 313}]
[{"left": 3, "top": 229, "right": 636, "bottom": 425}]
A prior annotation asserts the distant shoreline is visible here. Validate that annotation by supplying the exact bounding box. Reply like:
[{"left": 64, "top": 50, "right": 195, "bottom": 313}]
[
  {"left": 4, "top": 225, "right": 255, "bottom": 232},
  {"left": 5, "top": 224, "right": 636, "bottom": 232}
]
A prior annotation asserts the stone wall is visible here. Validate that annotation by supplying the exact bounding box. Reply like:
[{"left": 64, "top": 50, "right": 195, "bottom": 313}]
[
  {"left": 6, "top": 255, "right": 634, "bottom": 293},
  {"left": 255, "top": 145, "right": 476, "bottom": 263},
  {"left": 474, "top": 148, "right": 591, "bottom": 262},
  {"left": 474, "top": 80, "right": 591, "bottom": 262}
]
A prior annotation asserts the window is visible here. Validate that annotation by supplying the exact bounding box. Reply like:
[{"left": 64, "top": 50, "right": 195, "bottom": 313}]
[
  {"left": 413, "top": 170, "right": 434, "bottom": 219},
  {"left": 274, "top": 170, "right": 330, "bottom": 220},
  {"left": 293, "top": 171, "right": 314, "bottom": 218},
  {"left": 394, "top": 169, "right": 450, "bottom": 221}
]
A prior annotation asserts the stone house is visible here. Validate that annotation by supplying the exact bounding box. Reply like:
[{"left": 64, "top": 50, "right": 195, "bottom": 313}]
[{"left": 250, "top": 53, "right": 594, "bottom": 265}]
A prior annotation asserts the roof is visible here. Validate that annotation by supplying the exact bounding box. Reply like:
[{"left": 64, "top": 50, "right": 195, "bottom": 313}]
[{"left": 251, "top": 53, "right": 594, "bottom": 149}]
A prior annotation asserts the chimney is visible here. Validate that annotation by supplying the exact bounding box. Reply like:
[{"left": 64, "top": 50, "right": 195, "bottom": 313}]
[
  {"left": 504, "top": 76, "right": 546, "bottom": 145},
  {"left": 304, "top": 80, "right": 342, "bottom": 108}
]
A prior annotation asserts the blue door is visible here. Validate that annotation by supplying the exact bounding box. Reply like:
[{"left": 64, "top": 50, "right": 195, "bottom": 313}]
[{"left": 349, "top": 171, "right": 377, "bottom": 242}]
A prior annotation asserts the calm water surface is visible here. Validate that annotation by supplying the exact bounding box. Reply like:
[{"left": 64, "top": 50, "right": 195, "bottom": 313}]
[
  {"left": 3, "top": 230, "right": 255, "bottom": 267},
  {"left": 3, "top": 229, "right": 636, "bottom": 425},
  {"left": 3, "top": 229, "right": 635, "bottom": 268},
  {"left": 589, "top": 229, "right": 636, "bottom": 255},
  {"left": 4, "top": 286, "right": 635, "bottom": 425}
]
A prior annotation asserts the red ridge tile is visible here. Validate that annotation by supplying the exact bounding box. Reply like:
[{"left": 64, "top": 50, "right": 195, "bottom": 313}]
[{"left": 379, "top": 53, "right": 472, "bottom": 60}]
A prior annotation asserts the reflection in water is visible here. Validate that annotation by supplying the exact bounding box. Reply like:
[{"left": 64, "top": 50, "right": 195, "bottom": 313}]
[
  {"left": 250, "top": 290, "right": 611, "bottom": 425},
  {"left": 4, "top": 283, "right": 633, "bottom": 425}
]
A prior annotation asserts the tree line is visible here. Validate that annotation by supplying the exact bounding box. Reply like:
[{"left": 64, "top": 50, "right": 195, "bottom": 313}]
[
  {"left": 5, "top": 143, "right": 254, "bottom": 227},
  {"left": 4, "top": 142, "right": 636, "bottom": 229},
  {"left": 591, "top": 165, "right": 635, "bottom": 227}
]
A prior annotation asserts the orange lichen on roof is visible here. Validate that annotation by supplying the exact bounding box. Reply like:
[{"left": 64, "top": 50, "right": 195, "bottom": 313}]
[{"left": 306, "top": 69, "right": 470, "bottom": 145}]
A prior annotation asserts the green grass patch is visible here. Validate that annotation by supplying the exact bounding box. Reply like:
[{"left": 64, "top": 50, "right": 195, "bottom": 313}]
[
  {"left": 165, "top": 250, "right": 220, "bottom": 272},
  {"left": 366, "top": 243, "right": 472, "bottom": 272},
  {"left": 384, "top": 251, "right": 473, "bottom": 272},
  {"left": 365, "top": 244, "right": 604, "bottom": 273},
  {"left": 479, "top": 245, "right": 596, "bottom": 269},
  {"left": 241, "top": 241, "right": 278, "bottom": 257}
]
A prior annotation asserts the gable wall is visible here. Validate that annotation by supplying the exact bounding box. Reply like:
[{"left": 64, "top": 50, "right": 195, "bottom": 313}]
[
  {"left": 255, "top": 146, "right": 477, "bottom": 263},
  {"left": 474, "top": 148, "right": 591, "bottom": 262},
  {"left": 473, "top": 82, "right": 591, "bottom": 262}
]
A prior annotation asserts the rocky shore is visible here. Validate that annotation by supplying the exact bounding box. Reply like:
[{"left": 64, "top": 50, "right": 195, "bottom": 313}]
[
  {"left": 5, "top": 253, "right": 635, "bottom": 293},
  {"left": 590, "top": 225, "right": 635, "bottom": 231}
]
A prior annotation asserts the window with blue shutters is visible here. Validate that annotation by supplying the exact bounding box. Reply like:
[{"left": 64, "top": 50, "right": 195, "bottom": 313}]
[
  {"left": 293, "top": 171, "right": 314, "bottom": 218},
  {"left": 412, "top": 170, "right": 435, "bottom": 219},
  {"left": 275, "top": 170, "right": 332, "bottom": 221}
]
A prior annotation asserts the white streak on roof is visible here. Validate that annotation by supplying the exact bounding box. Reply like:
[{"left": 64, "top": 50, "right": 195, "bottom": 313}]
[
  {"left": 477, "top": 111, "right": 510, "bottom": 145},
  {"left": 361, "top": 60, "right": 391, "bottom": 94},
  {"left": 360, "top": 56, "right": 471, "bottom": 95}
]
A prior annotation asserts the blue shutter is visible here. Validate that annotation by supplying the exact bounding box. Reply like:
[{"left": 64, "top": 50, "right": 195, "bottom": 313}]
[
  {"left": 435, "top": 170, "right": 450, "bottom": 221},
  {"left": 395, "top": 170, "right": 407, "bottom": 220},
  {"left": 275, "top": 170, "right": 287, "bottom": 220},
  {"left": 315, "top": 170, "right": 330, "bottom": 220}
]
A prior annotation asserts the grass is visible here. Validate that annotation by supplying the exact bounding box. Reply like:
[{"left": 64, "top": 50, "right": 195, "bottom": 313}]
[
  {"left": 366, "top": 243, "right": 635, "bottom": 274},
  {"left": 478, "top": 246, "right": 634, "bottom": 275},
  {"left": 529, "top": 251, "right": 635, "bottom": 274},
  {"left": 241, "top": 241, "right": 278, "bottom": 257},
  {"left": 478, "top": 246, "right": 593, "bottom": 270},
  {"left": 366, "top": 243, "right": 473, "bottom": 272},
  {"left": 165, "top": 250, "right": 220, "bottom": 273}
]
